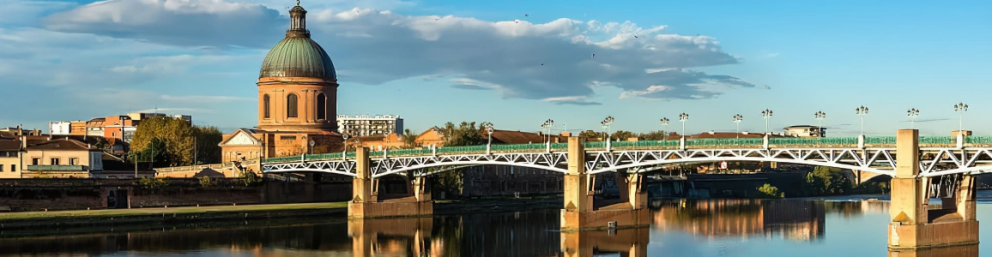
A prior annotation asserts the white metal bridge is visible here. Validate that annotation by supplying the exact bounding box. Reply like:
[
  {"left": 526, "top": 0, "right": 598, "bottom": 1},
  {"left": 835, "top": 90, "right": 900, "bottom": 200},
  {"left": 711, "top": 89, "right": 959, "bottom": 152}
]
[{"left": 262, "top": 135, "right": 992, "bottom": 179}]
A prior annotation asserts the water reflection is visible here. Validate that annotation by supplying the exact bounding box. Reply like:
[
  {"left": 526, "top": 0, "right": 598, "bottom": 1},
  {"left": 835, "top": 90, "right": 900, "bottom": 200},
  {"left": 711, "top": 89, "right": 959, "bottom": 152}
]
[{"left": 0, "top": 199, "right": 980, "bottom": 257}]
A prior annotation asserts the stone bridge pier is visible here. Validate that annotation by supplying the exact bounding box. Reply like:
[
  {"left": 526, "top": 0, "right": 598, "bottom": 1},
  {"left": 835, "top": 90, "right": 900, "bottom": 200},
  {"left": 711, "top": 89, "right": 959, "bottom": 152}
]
[
  {"left": 348, "top": 147, "right": 432, "bottom": 219},
  {"left": 889, "top": 129, "right": 979, "bottom": 250},
  {"left": 562, "top": 137, "right": 650, "bottom": 232}
]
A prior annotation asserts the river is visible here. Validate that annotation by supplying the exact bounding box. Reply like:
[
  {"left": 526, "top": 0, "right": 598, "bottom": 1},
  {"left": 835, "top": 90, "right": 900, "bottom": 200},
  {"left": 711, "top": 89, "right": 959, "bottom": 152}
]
[{"left": 1, "top": 196, "right": 990, "bottom": 256}]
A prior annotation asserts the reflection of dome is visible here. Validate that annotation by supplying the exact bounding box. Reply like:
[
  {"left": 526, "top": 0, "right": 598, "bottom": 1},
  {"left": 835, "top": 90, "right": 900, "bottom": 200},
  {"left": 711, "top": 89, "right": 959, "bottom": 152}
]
[
  {"left": 259, "top": 37, "right": 336, "bottom": 79},
  {"left": 258, "top": 4, "right": 336, "bottom": 80}
]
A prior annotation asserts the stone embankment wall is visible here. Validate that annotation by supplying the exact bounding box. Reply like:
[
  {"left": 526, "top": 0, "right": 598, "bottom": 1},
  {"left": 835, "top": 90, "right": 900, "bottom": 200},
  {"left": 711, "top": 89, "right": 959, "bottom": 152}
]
[{"left": 0, "top": 177, "right": 349, "bottom": 212}]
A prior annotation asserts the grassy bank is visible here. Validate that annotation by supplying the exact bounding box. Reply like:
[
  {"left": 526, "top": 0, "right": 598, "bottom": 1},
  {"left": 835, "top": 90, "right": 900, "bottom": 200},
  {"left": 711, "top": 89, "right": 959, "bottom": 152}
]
[{"left": 0, "top": 202, "right": 348, "bottom": 221}]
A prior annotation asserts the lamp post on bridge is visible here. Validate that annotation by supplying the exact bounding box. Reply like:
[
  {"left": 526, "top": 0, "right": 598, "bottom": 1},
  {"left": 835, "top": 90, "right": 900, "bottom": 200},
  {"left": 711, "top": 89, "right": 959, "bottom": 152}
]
[
  {"left": 601, "top": 116, "right": 614, "bottom": 141},
  {"left": 341, "top": 133, "right": 350, "bottom": 158},
  {"left": 814, "top": 111, "right": 826, "bottom": 140},
  {"left": 678, "top": 113, "right": 688, "bottom": 139},
  {"left": 954, "top": 102, "right": 968, "bottom": 134},
  {"left": 482, "top": 122, "right": 494, "bottom": 154},
  {"left": 541, "top": 119, "right": 555, "bottom": 143},
  {"left": 733, "top": 114, "right": 743, "bottom": 140},
  {"left": 761, "top": 109, "right": 773, "bottom": 135},
  {"left": 660, "top": 117, "right": 670, "bottom": 142},
  {"left": 856, "top": 106, "right": 869, "bottom": 136},
  {"left": 907, "top": 108, "right": 919, "bottom": 130},
  {"left": 309, "top": 139, "right": 315, "bottom": 155}
]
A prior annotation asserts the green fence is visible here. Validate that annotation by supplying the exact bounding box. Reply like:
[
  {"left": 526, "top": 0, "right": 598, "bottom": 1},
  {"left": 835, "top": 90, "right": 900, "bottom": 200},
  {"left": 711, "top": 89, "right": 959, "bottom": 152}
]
[{"left": 966, "top": 136, "right": 992, "bottom": 144}]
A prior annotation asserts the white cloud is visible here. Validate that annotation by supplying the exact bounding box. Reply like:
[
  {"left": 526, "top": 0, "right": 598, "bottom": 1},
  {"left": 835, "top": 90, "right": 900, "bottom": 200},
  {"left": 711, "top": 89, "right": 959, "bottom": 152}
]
[
  {"left": 542, "top": 96, "right": 601, "bottom": 106},
  {"left": 40, "top": 0, "right": 760, "bottom": 104},
  {"left": 619, "top": 85, "right": 672, "bottom": 99},
  {"left": 161, "top": 95, "right": 252, "bottom": 102}
]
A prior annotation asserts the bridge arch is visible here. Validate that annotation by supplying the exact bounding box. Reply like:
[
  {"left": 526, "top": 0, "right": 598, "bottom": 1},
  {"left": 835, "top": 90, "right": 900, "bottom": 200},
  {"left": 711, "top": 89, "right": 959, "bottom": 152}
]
[{"left": 587, "top": 157, "right": 895, "bottom": 177}]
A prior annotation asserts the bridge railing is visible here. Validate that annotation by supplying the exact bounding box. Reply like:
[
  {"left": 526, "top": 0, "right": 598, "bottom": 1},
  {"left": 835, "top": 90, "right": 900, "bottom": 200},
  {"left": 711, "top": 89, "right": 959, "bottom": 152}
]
[{"left": 262, "top": 135, "right": 990, "bottom": 164}]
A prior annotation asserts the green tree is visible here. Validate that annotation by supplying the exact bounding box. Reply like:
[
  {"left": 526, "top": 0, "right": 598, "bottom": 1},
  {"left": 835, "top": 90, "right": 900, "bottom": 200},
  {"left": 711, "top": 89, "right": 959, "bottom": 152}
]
[
  {"left": 129, "top": 137, "right": 169, "bottom": 168},
  {"left": 130, "top": 116, "right": 195, "bottom": 167},
  {"left": 401, "top": 129, "right": 419, "bottom": 149},
  {"left": 434, "top": 121, "right": 485, "bottom": 146},
  {"left": 639, "top": 130, "right": 671, "bottom": 141},
  {"left": 757, "top": 183, "right": 783, "bottom": 198},
  {"left": 611, "top": 130, "right": 636, "bottom": 141},
  {"left": 193, "top": 126, "right": 223, "bottom": 164},
  {"left": 805, "top": 166, "right": 853, "bottom": 196},
  {"left": 578, "top": 130, "right": 601, "bottom": 140}
]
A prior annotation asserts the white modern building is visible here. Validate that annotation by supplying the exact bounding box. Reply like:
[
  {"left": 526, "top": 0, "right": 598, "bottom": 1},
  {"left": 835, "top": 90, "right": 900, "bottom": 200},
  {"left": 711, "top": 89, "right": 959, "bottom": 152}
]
[
  {"left": 49, "top": 121, "right": 72, "bottom": 135},
  {"left": 784, "top": 125, "right": 826, "bottom": 138},
  {"left": 337, "top": 115, "right": 404, "bottom": 136}
]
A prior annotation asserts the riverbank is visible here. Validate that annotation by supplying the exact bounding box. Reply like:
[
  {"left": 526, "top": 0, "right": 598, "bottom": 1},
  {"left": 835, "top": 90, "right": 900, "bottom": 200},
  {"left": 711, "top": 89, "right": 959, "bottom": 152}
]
[{"left": 0, "top": 196, "right": 563, "bottom": 232}]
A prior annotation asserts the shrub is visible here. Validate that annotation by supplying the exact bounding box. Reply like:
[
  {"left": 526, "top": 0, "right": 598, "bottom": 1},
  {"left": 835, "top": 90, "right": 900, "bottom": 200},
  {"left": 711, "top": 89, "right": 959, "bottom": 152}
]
[
  {"left": 758, "top": 183, "right": 783, "bottom": 198},
  {"left": 139, "top": 177, "right": 169, "bottom": 189}
]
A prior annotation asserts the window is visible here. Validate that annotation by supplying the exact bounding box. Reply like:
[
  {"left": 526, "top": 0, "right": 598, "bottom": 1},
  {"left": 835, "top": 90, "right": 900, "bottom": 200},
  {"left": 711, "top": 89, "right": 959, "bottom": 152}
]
[
  {"left": 10, "top": 165, "right": 14, "bottom": 172},
  {"left": 51, "top": 158, "right": 60, "bottom": 165},
  {"left": 32, "top": 158, "right": 40, "bottom": 165},
  {"left": 263, "top": 94, "right": 271, "bottom": 119},
  {"left": 287, "top": 94, "right": 298, "bottom": 118},
  {"left": 316, "top": 93, "right": 326, "bottom": 120},
  {"left": 69, "top": 158, "right": 79, "bottom": 165},
  {"left": 0, "top": 165, "right": 4, "bottom": 172}
]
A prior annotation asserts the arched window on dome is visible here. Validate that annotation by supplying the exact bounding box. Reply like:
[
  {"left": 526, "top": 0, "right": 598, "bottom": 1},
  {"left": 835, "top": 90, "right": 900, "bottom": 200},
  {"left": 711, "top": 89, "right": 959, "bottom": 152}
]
[
  {"left": 263, "top": 94, "right": 271, "bottom": 119},
  {"left": 316, "top": 93, "right": 326, "bottom": 120},
  {"left": 287, "top": 94, "right": 299, "bottom": 118}
]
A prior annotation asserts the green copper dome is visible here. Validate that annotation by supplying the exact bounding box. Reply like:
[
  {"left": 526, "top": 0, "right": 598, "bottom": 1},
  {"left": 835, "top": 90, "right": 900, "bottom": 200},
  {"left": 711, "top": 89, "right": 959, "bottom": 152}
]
[
  {"left": 258, "top": 4, "right": 336, "bottom": 80},
  {"left": 259, "top": 37, "right": 336, "bottom": 79}
]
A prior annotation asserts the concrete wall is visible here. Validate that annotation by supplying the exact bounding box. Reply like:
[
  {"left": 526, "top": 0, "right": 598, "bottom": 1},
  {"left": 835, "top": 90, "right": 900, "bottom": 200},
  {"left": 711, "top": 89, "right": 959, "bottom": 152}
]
[{"left": 0, "top": 179, "right": 267, "bottom": 211}]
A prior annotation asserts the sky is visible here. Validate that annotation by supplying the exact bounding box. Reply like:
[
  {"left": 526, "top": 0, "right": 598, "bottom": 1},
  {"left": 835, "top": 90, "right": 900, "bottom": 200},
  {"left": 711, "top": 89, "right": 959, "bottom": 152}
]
[{"left": 1, "top": 0, "right": 990, "bottom": 137}]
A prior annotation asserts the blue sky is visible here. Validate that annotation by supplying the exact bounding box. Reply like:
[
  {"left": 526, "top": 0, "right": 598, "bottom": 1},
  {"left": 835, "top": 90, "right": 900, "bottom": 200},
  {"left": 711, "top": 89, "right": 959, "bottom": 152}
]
[{"left": 1, "top": 0, "right": 990, "bottom": 136}]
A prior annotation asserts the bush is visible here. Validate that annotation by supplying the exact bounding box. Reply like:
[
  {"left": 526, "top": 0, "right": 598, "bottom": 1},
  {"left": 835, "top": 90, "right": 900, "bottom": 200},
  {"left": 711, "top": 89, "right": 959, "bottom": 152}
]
[
  {"left": 757, "top": 183, "right": 783, "bottom": 198},
  {"left": 139, "top": 177, "right": 169, "bottom": 189},
  {"left": 239, "top": 170, "right": 263, "bottom": 187},
  {"left": 198, "top": 176, "right": 215, "bottom": 187}
]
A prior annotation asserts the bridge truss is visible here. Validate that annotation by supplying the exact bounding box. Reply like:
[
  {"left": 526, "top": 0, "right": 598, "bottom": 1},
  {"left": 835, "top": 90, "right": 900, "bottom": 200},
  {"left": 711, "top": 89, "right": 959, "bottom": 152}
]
[{"left": 262, "top": 147, "right": 992, "bottom": 178}]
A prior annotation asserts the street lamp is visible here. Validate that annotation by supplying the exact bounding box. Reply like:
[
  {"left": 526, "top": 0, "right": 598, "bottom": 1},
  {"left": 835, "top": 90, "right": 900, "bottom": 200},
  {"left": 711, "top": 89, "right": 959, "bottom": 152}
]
[
  {"left": 814, "top": 111, "right": 826, "bottom": 137},
  {"left": 601, "top": 116, "right": 614, "bottom": 141},
  {"left": 855, "top": 106, "right": 869, "bottom": 136},
  {"left": 732, "top": 114, "right": 743, "bottom": 140},
  {"left": 907, "top": 108, "right": 919, "bottom": 129},
  {"left": 482, "top": 122, "right": 494, "bottom": 146},
  {"left": 342, "top": 133, "right": 350, "bottom": 157},
  {"left": 541, "top": 119, "right": 555, "bottom": 143},
  {"left": 761, "top": 109, "right": 773, "bottom": 135},
  {"left": 678, "top": 113, "right": 689, "bottom": 139},
  {"left": 954, "top": 102, "right": 968, "bottom": 133},
  {"left": 659, "top": 117, "right": 670, "bottom": 141},
  {"left": 309, "top": 139, "right": 315, "bottom": 154}
]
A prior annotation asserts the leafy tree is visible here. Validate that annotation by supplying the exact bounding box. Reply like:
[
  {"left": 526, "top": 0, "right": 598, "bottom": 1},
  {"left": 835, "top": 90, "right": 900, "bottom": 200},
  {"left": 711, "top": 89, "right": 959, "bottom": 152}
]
[
  {"left": 129, "top": 137, "right": 169, "bottom": 168},
  {"left": 639, "top": 130, "right": 672, "bottom": 141},
  {"left": 434, "top": 121, "right": 485, "bottom": 146},
  {"left": 611, "top": 130, "right": 636, "bottom": 141},
  {"left": 193, "top": 126, "right": 223, "bottom": 164},
  {"left": 578, "top": 130, "right": 602, "bottom": 141},
  {"left": 757, "top": 183, "right": 783, "bottom": 198},
  {"left": 805, "top": 166, "right": 853, "bottom": 196},
  {"left": 401, "top": 129, "right": 419, "bottom": 149},
  {"left": 131, "top": 116, "right": 224, "bottom": 167}
]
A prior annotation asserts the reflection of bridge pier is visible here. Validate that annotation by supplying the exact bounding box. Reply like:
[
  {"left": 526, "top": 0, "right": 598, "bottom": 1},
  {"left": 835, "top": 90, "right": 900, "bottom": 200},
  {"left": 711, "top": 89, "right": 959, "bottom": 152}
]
[
  {"left": 889, "top": 244, "right": 978, "bottom": 257},
  {"left": 561, "top": 228, "right": 649, "bottom": 257},
  {"left": 562, "top": 137, "right": 650, "bottom": 231},
  {"left": 889, "top": 129, "right": 979, "bottom": 250},
  {"left": 349, "top": 217, "right": 433, "bottom": 257},
  {"left": 349, "top": 148, "right": 433, "bottom": 219}
]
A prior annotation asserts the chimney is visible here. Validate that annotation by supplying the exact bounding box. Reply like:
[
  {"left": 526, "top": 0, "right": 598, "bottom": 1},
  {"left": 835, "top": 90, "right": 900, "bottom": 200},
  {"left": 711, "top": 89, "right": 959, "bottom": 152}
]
[{"left": 20, "top": 136, "right": 26, "bottom": 150}]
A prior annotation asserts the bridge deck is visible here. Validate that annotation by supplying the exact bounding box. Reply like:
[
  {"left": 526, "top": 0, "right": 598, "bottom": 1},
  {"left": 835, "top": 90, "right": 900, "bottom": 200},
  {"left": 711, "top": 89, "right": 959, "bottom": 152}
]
[{"left": 263, "top": 136, "right": 992, "bottom": 164}]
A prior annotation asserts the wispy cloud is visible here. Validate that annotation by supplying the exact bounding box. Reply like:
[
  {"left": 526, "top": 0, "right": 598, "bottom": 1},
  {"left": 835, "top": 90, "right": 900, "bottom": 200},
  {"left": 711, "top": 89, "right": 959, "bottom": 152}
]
[
  {"left": 41, "top": 0, "right": 760, "bottom": 102},
  {"left": 161, "top": 95, "right": 252, "bottom": 102}
]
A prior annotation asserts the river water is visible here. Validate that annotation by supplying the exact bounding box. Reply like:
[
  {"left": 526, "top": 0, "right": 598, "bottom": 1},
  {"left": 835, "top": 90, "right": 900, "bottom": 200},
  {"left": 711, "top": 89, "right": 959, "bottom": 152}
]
[{"left": 1, "top": 197, "right": 989, "bottom": 257}]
